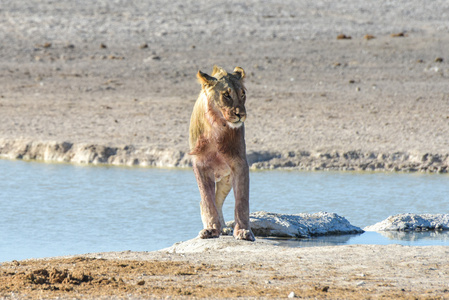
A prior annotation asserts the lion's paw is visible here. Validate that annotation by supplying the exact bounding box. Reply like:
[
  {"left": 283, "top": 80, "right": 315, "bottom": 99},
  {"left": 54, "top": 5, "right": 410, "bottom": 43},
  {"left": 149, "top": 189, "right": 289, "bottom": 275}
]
[
  {"left": 233, "top": 229, "right": 255, "bottom": 241},
  {"left": 222, "top": 227, "right": 233, "bottom": 236},
  {"left": 199, "top": 228, "right": 220, "bottom": 239}
]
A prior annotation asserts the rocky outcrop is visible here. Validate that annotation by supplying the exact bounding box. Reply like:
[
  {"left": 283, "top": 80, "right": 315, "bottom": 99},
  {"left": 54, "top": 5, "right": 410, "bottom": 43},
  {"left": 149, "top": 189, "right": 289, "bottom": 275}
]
[
  {"left": 0, "top": 139, "right": 448, "bottom": 172},
  {"left": 247, "top": 150, "right": 449, "bottom": 173},
  {"left": 364, "top": 214, "right": 449, "bottom": 231},
  {"left": 0, "top": 139, "right": 191, "bottom": 167},
  {"left": 226, "top": 211, "right": 363, "bottom": 238}
]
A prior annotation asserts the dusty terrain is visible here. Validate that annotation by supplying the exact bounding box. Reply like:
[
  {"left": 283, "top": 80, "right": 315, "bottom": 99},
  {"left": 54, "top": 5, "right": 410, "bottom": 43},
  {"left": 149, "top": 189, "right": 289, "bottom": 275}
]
[
  {"left": 1, "top": 1, "right": 449, "bottom": 299},
  {"left": 2, "top": 239, "right": 449, "bottom": 299},
  {"left": 1, "top": 0, "right": 449, "bottom": 171}
]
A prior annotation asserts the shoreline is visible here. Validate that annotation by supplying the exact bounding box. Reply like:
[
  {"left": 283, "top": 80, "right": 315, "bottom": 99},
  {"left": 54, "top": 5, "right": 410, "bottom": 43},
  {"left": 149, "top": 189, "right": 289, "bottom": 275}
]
[{"left": 1, "top": 138, "right": 448, "bottom": 173}]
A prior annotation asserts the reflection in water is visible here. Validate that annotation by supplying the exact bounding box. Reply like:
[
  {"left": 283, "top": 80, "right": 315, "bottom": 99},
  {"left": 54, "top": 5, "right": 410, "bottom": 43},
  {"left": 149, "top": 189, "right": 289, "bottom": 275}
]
[
  {"left": 264, "top": 231, "right": 449, "bottom": 248},
  {"left": 377, "top": 230, "right": 449, "bottom": 242},
  {"left": 264, "top": 234, "right": 358, "bottom": 247}
]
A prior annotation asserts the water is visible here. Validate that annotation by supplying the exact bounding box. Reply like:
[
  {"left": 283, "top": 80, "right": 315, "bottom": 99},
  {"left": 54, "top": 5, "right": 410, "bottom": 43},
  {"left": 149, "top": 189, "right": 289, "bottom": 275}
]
[
  {"left": 1, "top": 159, "right": 448, "bottom": 262},
  {"left": 269, "top": 231, "right": 449, "bottom": 248}
]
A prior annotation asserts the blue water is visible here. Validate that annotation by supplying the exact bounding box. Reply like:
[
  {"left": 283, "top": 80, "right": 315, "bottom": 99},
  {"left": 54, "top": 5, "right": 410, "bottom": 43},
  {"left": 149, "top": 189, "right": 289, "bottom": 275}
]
[
  {"left": 269, "top": 231, "right": 449, "bottom": 248},
  {"left": 0, "top": 159, "right": 448, "bottom": 262}
]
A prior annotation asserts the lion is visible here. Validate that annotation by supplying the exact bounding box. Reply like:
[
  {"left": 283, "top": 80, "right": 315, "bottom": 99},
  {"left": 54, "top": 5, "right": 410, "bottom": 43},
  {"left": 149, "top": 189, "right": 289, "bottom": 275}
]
[{"left": 189, "top": 65, "right": 255, "bottom": 241}]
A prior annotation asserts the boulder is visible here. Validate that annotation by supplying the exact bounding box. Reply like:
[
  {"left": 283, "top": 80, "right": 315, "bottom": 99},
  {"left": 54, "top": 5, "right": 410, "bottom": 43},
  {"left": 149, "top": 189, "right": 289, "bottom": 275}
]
[
  {"left": 364, "top": 214, "right": 449, "bottom": 231},
  {"left": 226, "top": 211, "right": 363, "bottom": 238}
]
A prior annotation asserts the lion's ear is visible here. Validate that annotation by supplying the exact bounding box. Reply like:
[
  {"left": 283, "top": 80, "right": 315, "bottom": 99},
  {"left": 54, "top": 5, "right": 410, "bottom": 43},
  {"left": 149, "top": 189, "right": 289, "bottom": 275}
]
[
  {"left": 233, "top": 67, "right": 245, "bottom": 80},
  {"left": 197, "top": 70, "right": 217, "bottom": 87}
]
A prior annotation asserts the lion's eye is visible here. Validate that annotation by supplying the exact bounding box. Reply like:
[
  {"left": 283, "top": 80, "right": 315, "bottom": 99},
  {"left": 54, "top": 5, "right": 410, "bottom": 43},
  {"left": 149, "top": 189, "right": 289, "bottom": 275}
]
[
  {"left": 240, "top": 90, "right": 246, "bottom": 103},
  {"left": 222, "top": 92, "right": 232, "bottom": 104}
]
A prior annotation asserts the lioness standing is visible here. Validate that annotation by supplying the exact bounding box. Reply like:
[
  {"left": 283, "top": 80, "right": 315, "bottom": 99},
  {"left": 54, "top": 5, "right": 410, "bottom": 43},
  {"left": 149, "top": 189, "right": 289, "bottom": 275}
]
[{"left": 189, "top": 66, "right": 255, "bottom": 241}]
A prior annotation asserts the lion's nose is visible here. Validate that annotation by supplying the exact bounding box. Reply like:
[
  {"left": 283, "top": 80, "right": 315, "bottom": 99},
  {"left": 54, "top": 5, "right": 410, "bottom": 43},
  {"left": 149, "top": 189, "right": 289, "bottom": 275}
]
[{"left": 235, "top": 107, "right": 245, "bottom": 119}]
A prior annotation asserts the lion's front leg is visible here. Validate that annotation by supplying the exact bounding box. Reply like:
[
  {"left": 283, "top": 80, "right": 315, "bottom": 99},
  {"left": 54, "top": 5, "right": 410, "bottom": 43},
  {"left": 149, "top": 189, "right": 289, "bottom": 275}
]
[
  {"left": 193, "top": 162, "right": 221, "bottom": 239},
  {"left": 232, "top": 159, "right": 255, "bottom": 241}
]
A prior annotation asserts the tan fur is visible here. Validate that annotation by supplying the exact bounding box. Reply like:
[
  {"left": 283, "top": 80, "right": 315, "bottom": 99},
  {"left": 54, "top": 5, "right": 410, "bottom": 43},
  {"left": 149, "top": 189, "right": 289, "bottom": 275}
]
[{"left": 189, "top": 66, "right": 255, "bottom": 241}]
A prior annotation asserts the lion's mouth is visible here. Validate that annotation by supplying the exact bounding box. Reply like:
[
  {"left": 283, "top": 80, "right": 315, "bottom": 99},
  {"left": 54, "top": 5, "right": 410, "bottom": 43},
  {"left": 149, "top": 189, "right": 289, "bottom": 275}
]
[
  {"left": 228, "top": 120, "right": 243, "bottom": 129},
  {"left": 222, "top": 109, "right": 245, "bottom": 129}
]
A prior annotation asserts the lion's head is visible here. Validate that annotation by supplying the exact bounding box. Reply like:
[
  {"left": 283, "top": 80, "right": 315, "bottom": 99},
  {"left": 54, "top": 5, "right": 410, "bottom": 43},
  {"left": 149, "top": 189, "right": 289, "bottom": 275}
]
[{"left": 197, "top": 66, "right": 246, "bottom": 129}]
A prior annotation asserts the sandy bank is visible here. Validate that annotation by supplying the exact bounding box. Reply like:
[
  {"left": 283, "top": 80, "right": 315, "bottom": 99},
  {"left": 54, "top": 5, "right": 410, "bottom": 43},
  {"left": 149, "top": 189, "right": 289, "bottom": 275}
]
[{"left": 1, "top": 239, "right": 449, "bottom": 299}]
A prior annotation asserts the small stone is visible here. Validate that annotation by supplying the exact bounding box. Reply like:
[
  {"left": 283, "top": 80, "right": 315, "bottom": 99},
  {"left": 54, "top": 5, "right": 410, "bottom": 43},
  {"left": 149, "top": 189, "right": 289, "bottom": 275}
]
[
  {"left": 288, "top": 291, "right": 296, "bottom": 298},
  {"left": 140, "top": 43, "right": 148, "bottom": 49},
  {"left": 357, "top": 281, "right": 366, "bottom": 286},
  {"left": 100, "top": 43, "right": 107, "bottom": 49},
  {"left": 137, "top": 280, "right": 145, "bottom": 285},
  {"left": 435, "top": 57, "right": 443, "bottom": 63},
  {"left": 364, "top": 34, "right": 375, "bottom": 40},
  {"left": 391, "top": 32, "right": 407, "bottom": 37},
  {"left": 337, "top": 34, "right": 351, "bottom": 40}
]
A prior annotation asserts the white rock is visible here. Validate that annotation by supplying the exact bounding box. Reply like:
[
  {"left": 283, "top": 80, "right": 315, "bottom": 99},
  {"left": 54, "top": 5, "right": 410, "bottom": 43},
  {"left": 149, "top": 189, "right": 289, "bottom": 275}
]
[
  {"left": 288, "top": 291, "right": 296, "bottom": 298},
  {"left": 161, "top": 236, "right": 280, "bottom": 254},
  {"left": 227, "top": 211, "right": 363, "bottom": 238},
  {"left": 364, "top": 214, "right": 449, "bottom": 231}
]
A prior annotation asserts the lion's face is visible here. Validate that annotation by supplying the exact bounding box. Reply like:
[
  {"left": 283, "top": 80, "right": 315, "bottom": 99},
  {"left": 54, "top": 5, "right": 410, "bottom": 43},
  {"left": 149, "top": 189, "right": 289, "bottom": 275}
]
[{"left": 197, "top": 66, "right": 247, "bottom": 129}]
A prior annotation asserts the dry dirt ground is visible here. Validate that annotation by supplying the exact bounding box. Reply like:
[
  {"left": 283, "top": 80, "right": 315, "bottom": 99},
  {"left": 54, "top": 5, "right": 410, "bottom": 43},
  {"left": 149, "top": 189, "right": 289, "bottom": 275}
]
[
  {"left": 2, "top": 239, "right": 449, "bottom": 299},
  {"left": 1, "top": 0, "right": 449, "bottom": 171},
  {"left": 1, "top": 1, "right": 449, "bottom": 299}
]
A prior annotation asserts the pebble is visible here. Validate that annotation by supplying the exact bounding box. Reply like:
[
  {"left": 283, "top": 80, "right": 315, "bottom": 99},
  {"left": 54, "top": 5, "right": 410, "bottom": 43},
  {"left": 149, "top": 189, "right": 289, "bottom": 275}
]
[
  {"left": 288, "top": 291, "right": 296, "bottom": 298},
  {"left": 391, "top": 32, "right": 406, "bottom": 37},
  {"left": 337, "top": 34, "right": 352, "bottom": 40}
]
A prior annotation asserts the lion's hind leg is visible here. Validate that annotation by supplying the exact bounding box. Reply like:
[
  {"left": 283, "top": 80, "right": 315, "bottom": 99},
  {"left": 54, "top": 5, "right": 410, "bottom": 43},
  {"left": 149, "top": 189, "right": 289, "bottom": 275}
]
[{"left": 215, "top": 175, "right": 232, "bottom": 235}]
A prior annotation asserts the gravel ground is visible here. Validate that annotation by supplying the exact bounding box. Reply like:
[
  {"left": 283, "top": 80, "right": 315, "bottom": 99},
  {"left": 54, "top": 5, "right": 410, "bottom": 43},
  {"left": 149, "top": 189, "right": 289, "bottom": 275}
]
[
  {"left": 2, "top": 239, "right": 449, "bottom": 299},
  {"left": 1, "top": 0, "right": 449, "bottom": 171}
]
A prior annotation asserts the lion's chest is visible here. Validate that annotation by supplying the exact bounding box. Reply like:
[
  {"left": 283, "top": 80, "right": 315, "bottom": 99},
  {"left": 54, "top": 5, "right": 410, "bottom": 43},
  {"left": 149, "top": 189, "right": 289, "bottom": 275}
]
[
  {"left": 192, "top": 127, "right": 245, "bottom": 182},
  {"left": 196, "top": 143, "right": 232, "bottom": 183},
  {"left": 211, "top": 153, "right": 232, "bottom": 182}
]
